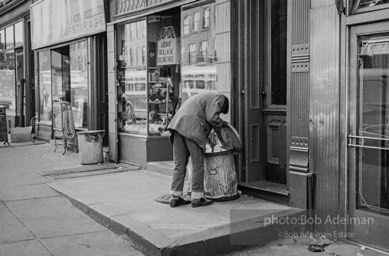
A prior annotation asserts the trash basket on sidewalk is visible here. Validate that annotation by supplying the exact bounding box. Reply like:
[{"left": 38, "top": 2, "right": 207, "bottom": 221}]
[
  {"left": 204, "top": 149, "right": 239, "bottom": 201},
  {"left": 77, "top": 130, "right": 105, "bottom": 165},
  {"left": 203, "top": 124, "right": 243, "bottom": 201}
]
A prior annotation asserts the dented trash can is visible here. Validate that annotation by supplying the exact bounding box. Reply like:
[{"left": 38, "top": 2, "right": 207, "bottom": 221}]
[
  {"left": 204, "top": 124, "right": 243, "bottom": 201},
  {"left": 77, "top": 130, "right": 105, "bottom": 165}
]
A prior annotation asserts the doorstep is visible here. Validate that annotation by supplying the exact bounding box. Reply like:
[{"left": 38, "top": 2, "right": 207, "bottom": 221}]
[
  {"left": 148, "top": 161, "right": 290, "bottom": 205},
  {"left": 48, "top": 169, "right": 306, "bottom": 256}
]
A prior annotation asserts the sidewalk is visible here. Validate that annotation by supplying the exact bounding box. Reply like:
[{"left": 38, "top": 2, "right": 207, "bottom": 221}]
[
  {"left": 46, "top": 162, "right": 388, "bottom": 256},
  {"left": 0, "top": 142, "right": 144, "bottom": 256},
  {"left": 1, "top": 142, "right": 387, "bottom": 256},
  {"left": 48, "top": 169, "right": 304, "bottom": 256}
]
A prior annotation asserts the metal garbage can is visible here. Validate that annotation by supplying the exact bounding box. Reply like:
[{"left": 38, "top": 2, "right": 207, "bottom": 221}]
[
  {"left": 77, "top": 130, "right": 105, "bottom": 165},
  {"left": 204, "top": 149, "right": 239, "bottom": 201},
  {"left": 203, "top": 124, "right": 243, "bottom": 201}
]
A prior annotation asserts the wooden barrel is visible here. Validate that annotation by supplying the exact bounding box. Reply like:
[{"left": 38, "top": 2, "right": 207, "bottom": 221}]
[{"left": 204, "top": 150, "right": 239, "bottom": 201}]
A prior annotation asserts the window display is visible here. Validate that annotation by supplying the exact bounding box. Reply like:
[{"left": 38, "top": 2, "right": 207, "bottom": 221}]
[
  {"left": 117, "top": 20, "right": 148, "bottom": 135},
  {"left": 147, "top": 14, "right": 180, "bottom": 136},
  {"left": 117, "top": 13, "right": 181, "bottom": 136}
]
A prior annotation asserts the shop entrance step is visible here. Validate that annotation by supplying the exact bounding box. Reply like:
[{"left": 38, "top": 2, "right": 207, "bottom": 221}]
[{"left": 146, "top": 161, "right": 175, "bottom": 176}]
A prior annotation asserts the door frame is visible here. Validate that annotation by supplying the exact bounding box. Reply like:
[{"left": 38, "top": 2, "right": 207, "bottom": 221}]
[{"left": 347, "top": 21, "right": 389, "bottom": 251}]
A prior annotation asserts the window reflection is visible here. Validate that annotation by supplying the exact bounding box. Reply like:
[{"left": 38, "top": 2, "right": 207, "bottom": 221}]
[
  {"left": 117, "top": 20, "right": 148, "bottom": 135},
  {"left": 39, "top": 51, "right": 51, "bottom": 122},
  {"left": 193, "top": 12, "right": 200, "bottom": 31},
  {"left": 14, "top": 22, "right": 23, "bottom": 47},
  {"left": 0, "top": 51, "right": 16, "bottom": 116},
  {"left": 5, "top": 26, "right": 14, "bottom": 49},
  {"left": 204, "top": 8, "right": 210, "bottom": 28},
  {"left": 0, "top": 30, "right": 4, "bottom": 51},
  {"left": 183, "top": 16, "right": 190, "bottom": 35},
  {"left": 181, "top": 2, "right": 218, "bottom": 102},
  {"left": 70, "top": 41, "right": 88, "bottom": 129}
]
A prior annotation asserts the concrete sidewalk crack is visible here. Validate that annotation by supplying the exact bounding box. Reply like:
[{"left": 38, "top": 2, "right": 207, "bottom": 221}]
[
  {"left": 2, "top": 200, "right": 54, "bottom": 256},
  {"left": 3, "top": 195, "right": 61, "bottom": 202}
]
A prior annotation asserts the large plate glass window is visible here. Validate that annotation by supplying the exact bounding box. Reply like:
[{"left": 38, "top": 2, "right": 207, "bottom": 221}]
[
  {"left": 355, "top": 35, "right": 389, "bottom": 215},
  {"left": 70, "top": 41, "right": 88, "bottom": 129},
  {"left": 0, "top": 50, "right": 16, "bottom": 116},
  {"left": 38, "top": 50, "right": 51, "bottom": 123},
  {"left": 181, "top": 2, "right": 219, "bottom": 102},
  {"left": 5, "top": 26, "right": 14, "bottom": 50},
  {"left": 0, "top": 22, "right": 24, "bottom": 125},
  {"left": 147, "top": 11, "right": 180, "bottom": 135},
  {"left": 14, "top": 22, "right": 23, "bottom": 48},
  {"left": 0, "top": 30, "right": 4, "bottom": 51},
  {"left": 117, "top": 20, "right": 148, "bottom": 135}
]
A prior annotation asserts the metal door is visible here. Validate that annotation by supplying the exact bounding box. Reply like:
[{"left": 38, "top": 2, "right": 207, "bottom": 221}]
[{"left": 348, "top": 22, "right": 389, "bottom": 251}]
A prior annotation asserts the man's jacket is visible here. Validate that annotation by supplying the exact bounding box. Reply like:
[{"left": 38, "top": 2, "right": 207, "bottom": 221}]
[{"left": 168, "top": 92, "right": 226, "bottom": 148}]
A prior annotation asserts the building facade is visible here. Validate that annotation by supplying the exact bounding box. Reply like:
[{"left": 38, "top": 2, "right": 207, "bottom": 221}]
[
  {"left": 107, "top": 0, "right": 232, "bottom": 166},
  {"left": 0, "top": 0, "right": 34, "bottom": 128},
  {"left": 231, "top": 0, "right": 389, "bottom": 251},
  {"left": 2, "top": 0, "right": 388, "bottom": 252},
  {"left": 30, "top": 0, "right": 109, "bottom": 144},
  {"left": 107, "top": 0, "right": 389, "bottom": 251}
]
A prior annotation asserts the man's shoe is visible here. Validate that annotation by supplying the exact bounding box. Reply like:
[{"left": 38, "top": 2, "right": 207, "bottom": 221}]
[
  {"left": 191, "top": 197, "right": 213, "bottom": 208},
  {"left": 170, "top": 196, "right": 191, "bottom": 208}
]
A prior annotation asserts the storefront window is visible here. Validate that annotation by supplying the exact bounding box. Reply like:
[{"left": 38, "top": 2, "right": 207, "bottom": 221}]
[
  {"left": 117, "top": 20, "right": 148, "bottom": 135},
  {"left": 181, "top": 2, "right": 218, "bottom": 102},
  {"left": 51, "top": 51, "right": 64, "bottom": 102},
  {"left": 14, "top": 22, "right": 23, "bottom": 48},
  {"left": 0, "top": 30, "right": 4, "bottom": 51},
  {"left": 0, "top": 50, "right": 16, "bottom": 116},
  {"left": 51, "top": 49, "right": 68, "bottom": 132},
  {"left": 357, "top": 34, "right": 389, "bottom": 214},
  {"left": 70, "top": 41, "right": 88, "bottom": 129},
  {"left": 148, "top": 17, "right": 180, "bottom": 136},
  {"left": 5, "top": 26, "right": 14, "bottom": 49},
  {"left": 39, "top": 51, "right": 51, "bottom": 122}
]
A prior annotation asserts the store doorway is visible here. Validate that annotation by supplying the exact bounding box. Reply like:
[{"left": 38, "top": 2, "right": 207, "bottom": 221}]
[
  {"left": 348, "top": 22, "right": 389, "bottom": 251},
  {"left": 240, "top": 0, "right": 288, "bottom": 195}
]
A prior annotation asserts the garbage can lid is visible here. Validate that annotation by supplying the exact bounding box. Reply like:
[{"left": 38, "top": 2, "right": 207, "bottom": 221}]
[{"left": 220, "top": 124, "right": 242, "bottom": 151}]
